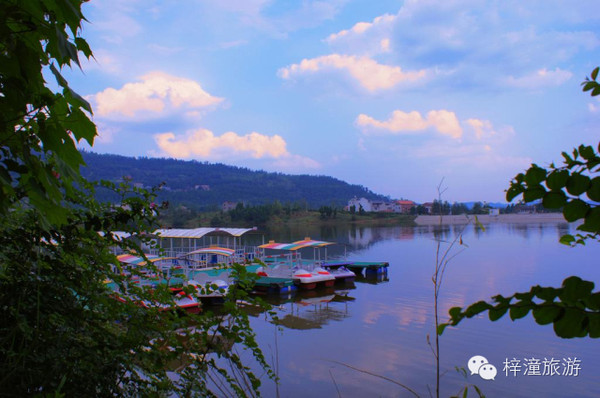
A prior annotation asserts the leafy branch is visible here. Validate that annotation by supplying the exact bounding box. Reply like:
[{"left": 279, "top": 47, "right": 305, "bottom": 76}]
[{"left": 441, "top": 276, "right": 600, "bottom": 339}]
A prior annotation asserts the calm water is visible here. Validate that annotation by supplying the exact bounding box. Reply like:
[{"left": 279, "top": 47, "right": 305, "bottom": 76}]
[{"left": 240, "top": 222, "right": 600, "bottom": 397}]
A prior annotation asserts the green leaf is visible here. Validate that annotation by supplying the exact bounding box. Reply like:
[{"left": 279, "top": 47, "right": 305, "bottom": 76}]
[
  {"left": 523, "top": 186, "right": 546, "bottom": 202},
  {"left": 592, "top": 66, "right": 599, "bottom": 81},
  {"left": 546, "top": 170, "right": 569, "bottom": 190},
  {"left": 559, "top": 276, "right": 594, "bottom": 303},
  {"left": 559, "top": 234, "right": 575, "bottom": 245},
  {"left": 563, "top": 199, "right": 589, "bottom": 222},
  {"left": 536, "top": 287, "right": 559, "bottom": 301},
  {"left": 524, "top": 165, "right": 547, "bottom": 186},
  {"left": 554, "top": 308, "right": 587, "bottom": 338},
  {"left": 566, "top": 174, "right": 591, "bottom": 196},
  {"left": 50, "top": 63, "right": 69, "bottom": 89},
  {"left": 532, "top": 306, "right": 561, "bottom": 325},
  {"left": 65, "top": 87, "right": 93, "bottom": 114},
  {"left": 489, "top": 305, "right": 508, "bottom": 321},
  {"left": 437, "top": 323, "right": 448, "bottom": 335},
  {"left": 588, "top": 314, "right": 600, "bottom": 338},
  {"left": 582, "top": 81, "right": 596, "bottom": 92},
  {"left": 578, "top": 145, "right": 596, "bottom": 160},
  {"left": 449, "top": 306, "right": 463, "bottom": 319},
  {"left": 506, "top": 184, "right": 524, "bottom": 202},
  {"left": 587, "top": 177, "right": 600, "bottom": 202},
  {"left": 75, "top": 37, "right": 93, "bottom": 58},
  {"left": 465, "top": 301, "right": 492, "bottom": 317},
  {"left": 578, "top": 207, "right": 600, "bottom": 233},
  {"left": 584, "top": 293, "right": 600, "bottom": 311},
  {"left": 509, "top": 304, "right": 531, "bottom": 320},
  {"left": 542, "top": 191, "right": 566, "bottom": 209},
  {"left": 562, "top": 151, "right": 574, "bottom": 166},
  {"left": 66, "top": 108, "right": 97, "bottom": 144}
]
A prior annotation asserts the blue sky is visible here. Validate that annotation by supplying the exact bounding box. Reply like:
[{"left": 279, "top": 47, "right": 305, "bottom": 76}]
[{"left": 65, "top": 0, "right": 600, "bottom": 202}]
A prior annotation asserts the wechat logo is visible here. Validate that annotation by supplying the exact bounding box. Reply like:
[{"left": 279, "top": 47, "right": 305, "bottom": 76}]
[{"left": 468, "top": 355, "right": 497, "bottom": 381}]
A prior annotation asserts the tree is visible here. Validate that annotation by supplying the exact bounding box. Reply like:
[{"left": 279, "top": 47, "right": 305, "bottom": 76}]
[
  {"left": 441, "top": 68, "right": 600, "bottom": 339},
  {"left": 0, "top": 1, "right": 273, "bottom": 395},
  {"left": 0, "top": 0, "right": 95, "bottom": 225}
]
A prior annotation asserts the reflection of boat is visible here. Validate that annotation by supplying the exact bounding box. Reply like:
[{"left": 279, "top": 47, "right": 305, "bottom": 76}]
[{"left": 270, "top": 289, "right": 353, "bottom": 330}]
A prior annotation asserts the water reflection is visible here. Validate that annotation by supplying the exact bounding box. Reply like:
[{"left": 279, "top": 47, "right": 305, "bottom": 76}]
[{"left": 249, "top": 221, "right": 600, "bottom": 398}]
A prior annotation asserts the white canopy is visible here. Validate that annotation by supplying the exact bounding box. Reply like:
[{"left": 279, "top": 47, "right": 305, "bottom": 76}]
[{"left": 153, "top": 227, "right": 256, "bottom": 239}]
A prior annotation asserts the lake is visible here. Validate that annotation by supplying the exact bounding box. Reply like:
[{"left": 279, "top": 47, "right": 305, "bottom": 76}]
[{"left": 240, "top": 221, "right": 600, "bottom": 397}]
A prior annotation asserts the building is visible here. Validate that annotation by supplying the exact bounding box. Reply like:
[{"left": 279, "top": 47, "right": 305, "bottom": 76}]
[
  {"left": 422, "top": 202, "right": 434, "bottom": 214},
  {"left": 347, "top": 197, "right": 373, "bottom": 212},
  {"left": 395, "top": 200, "right": 416, "bottom": 214},
  {"left": 222, "top": 201, "right": 240, "bottom": 212},
  {"left": 347, "top": 197, "right": 418, "bottom": 213}
]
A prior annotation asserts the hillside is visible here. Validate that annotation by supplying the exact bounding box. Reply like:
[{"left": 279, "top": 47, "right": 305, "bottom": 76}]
[{"left": 80, "top": 152, "right": 388, "bottom": 209}]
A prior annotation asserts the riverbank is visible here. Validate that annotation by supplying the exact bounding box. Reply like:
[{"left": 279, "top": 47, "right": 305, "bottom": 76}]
[{"left": 414, "top": 213, "right": 567, "bottom": 225}]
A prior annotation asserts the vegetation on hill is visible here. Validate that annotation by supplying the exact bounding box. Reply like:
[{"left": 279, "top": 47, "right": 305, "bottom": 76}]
[
  {"left": 159, "top": 201, "right": 416, "bottom": 228},
  {"left": 81, "top": 151, "right": 388, "bottom": 209}
]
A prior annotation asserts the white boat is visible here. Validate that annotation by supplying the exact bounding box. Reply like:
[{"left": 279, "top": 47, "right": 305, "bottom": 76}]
[
  {"left": 321, "top": 263, "right": 356, "bottom": 283},
  {"left": 292, "top": 268, "right": 335, "bottom": 290},
  {"left": 186, "top": 274, "right": 230, "bottom": 304}
]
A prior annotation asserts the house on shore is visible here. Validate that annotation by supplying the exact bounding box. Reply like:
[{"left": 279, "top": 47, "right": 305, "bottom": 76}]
[
  {"left": 347, "top": 197, "right": 417, "bottom": 214},
  {"left": 222, "top": 201, "right": 240, "bottom": 212}
]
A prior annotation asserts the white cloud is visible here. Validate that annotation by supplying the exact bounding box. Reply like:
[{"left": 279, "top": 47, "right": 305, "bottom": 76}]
[
  {"left": 318, "top": 2, "right": 599, "bottom": 89},
  {"left": 380, "top": 38, "right": 391, "bottom": 53},
  {"left": 466, "top": 118, "right": 494, "bottom": 139},
  {"left": 411, "top": 141, "right": 531, "bottom": 171},
  {"left": 155, "top": 129, "right": 287, "bottom": 159},
  {"left": 92, "top": 72, "right": 224, "bottom": 118},
  {"left": 154, "top": 128, "right": 321, "bottom": 170},
  {"left": 278, "top": 54, "right": 426, "bottom": 91},
  {"left": 505, "top": 67, "right": 573, "bottom": 89},
  {"left": 326, "top": 14, "right": 396, "bottom": 43},
  {"left": 356, "top": 110, "right": 462, "bottom": 139}
]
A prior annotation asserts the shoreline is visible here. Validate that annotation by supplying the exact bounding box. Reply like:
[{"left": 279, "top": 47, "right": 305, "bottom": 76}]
[{"left": 414, "top": 213, "right": 567, "bottom": 225}]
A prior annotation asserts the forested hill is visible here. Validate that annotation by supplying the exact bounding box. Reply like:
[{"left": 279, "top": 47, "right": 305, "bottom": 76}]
[{"left": 80, "top": 152, "right": 388, "bottom": 209}]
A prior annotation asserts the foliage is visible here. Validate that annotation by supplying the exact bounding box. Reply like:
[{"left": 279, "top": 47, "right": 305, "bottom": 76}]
[
  {"left": 1, "top": 180, "right": 275, "bottom": 396},
  {"left": 506, "top": 143, "right": 600, "bottom": 245},
  {"left": 81, "top": 151, "right": 388, "bottom": 209},
  {"left": 0, "top": 0, "right": 95, "bottom": 225},
  {"left": 440, "top": 68, "right": 600, "bottom": 340},
  {"left": 442, "top": 276, "right": 600, "bottom": 339},
  {"left": 0, "top": 1, "right": 274, "bottom": 396},
  {"left": 318, "top": 205, "right": 338, "bottom": 219}
]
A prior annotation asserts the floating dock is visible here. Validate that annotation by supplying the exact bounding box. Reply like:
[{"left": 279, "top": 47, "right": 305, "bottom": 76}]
[
  {"left": 342, "top": 261, "right": 389, "bottom": 275},
  {"left": 253, "top": 276, "right": 297, "bottom": 294}
]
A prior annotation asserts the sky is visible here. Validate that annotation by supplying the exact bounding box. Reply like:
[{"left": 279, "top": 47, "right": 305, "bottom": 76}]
[{"left": 64, "top": 0, "right": 600, "bottom": 203}]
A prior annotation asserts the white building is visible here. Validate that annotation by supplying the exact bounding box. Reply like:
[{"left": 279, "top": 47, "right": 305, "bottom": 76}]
[{"left": 347, "top": 197, "right": 373, "bottom": 212}]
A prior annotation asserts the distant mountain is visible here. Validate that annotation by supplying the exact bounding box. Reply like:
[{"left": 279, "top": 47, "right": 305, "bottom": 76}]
[{"left": 80, "top": 152, "right": 388, "bottom": 209}]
